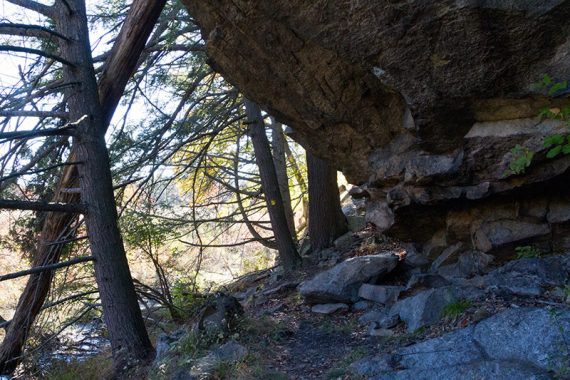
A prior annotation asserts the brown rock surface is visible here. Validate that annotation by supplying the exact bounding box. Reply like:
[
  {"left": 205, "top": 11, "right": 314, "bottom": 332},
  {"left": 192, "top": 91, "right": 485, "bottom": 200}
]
[{"left": 182, "top": 0, "right": 570, "bottom": 254}]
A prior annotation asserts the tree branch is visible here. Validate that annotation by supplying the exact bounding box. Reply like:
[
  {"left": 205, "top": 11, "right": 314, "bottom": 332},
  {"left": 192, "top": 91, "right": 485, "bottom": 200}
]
[
  {"left": 0, "top": 161, "right": 81, "bottom": 183},
  {"left": 0, "top": 23, "right": 68, "bottom": 40},
  {"left": 6, "top": 0, "right": 53, "bottom": 18},
  {"left": 0, "top": 110, "right": 69, "bottom": 119},
  {"left": 0, "top": 199, "right": 86, "bottom": 213},
  {"left": 0, "top": 126, "right": 75, "bottom": 141},
  {"left": 0, "top": 45, "right": 74, "bottom": 67},
  {"left": 0, "top": 256, "right": 94, "bottom": 282}
]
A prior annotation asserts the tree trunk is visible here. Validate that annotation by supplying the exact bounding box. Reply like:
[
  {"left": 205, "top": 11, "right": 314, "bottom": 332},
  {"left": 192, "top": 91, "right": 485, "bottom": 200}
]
[
  {"left": 0, "top": 0, "right": 164, "bottom": 374},
  {"left": 307, "top": 151, "right": 347, "bottom": 252},
  {"left": 270, "top": 120, "right": 296, "bottom": 240},
  {"left": 245, "top": 100, "right": 301, "bottom": 272},
  {"left": 57, "top": 0, "right": 154, "bottom": 369}
]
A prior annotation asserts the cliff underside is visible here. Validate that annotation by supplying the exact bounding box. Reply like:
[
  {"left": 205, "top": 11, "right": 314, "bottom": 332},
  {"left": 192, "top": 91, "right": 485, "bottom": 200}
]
[{"left": 181, "top": 0, "right": 570, "bottom": 258}]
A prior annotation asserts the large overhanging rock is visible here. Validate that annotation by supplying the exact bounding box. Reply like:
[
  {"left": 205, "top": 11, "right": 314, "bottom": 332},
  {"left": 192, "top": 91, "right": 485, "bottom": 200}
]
[{"left": 182, "top": 0, "right": 570, "bottom": 255}]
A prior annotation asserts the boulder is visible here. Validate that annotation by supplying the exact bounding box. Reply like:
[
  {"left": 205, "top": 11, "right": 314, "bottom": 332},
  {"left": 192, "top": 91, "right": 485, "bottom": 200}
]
[
  {"left": 299, "top": 253, "right": 399, "bottom": 304},
  {"left": 466, "top": 254, "right": 570, "bottom": 296},
  {"left": 351, "top": 307, "right": 570, "bottom": 379},
  {"left": 193, "top": 293, "right": 243, "bottom": 335},
  {"left": 182, "top": 0, "right": 570, "bottom": 265},
  {"left": 190, "top": 340, "right": 248, "bottom": 379},
  {"left": 474, "top": 308, "right": 570, "bottom": 372},
  {"left": 390, "top": 286, "right": 483, "bottom": 331}
]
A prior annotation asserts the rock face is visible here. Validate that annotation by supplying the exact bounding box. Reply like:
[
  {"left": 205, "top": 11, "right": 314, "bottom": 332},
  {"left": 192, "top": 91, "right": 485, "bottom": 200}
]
[
  {"left": 299, "top": 253, "right": 399, "bottom": 303},
  {"left": 181, "top": 0, "right": 570, "bottom": 257},
  {"left": 351, "top": 307, "right": 570, "bottom": 379}
]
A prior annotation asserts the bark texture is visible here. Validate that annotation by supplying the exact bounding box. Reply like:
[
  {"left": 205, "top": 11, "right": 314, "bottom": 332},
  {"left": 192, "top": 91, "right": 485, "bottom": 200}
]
[
  {"left": 55, "top": 0, "right": 153, "bottom": 369},
  {"left": 271, "top": 120, "right": 296, "bottom": 240},
  {"left": 245, "top": 100, "right": 301, "bottom": 271},
  {"left": 307, "top": 152, "right": 347, "bottom": 252}
]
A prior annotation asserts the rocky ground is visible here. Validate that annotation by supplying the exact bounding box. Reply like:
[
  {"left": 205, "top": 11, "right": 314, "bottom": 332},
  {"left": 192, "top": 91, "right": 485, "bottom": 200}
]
[{"left": 151, "top": 228, "right": 570, "bottom": 379}]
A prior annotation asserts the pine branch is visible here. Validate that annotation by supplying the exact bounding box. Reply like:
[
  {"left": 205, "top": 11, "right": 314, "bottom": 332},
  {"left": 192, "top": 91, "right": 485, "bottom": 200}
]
[
  {"left": 5, "top": 0, "right": 54, "bottom": 18},
  {"left": 0, "top": 23, "right": 68, "bottom": 40},
  {"left": 0, "top": 45, "right": 74, "bottom": 67},
  {"left": 0, "top": 126, "right": 75, "bottom": 141},
  {"left": 0, "top": 255, "right": 94, "bottom": 282},
  {"left": 0, "top": 110, "right": 69, "bottom": 119},
  {"left": 0, "top": 199, "right": 86, "bottom": 213}
]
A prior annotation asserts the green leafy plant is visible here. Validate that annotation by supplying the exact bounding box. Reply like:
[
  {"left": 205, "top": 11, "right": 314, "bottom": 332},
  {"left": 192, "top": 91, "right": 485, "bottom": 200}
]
[
  {"left": 506, "top": 144, "right": 534, "bottom": 175},
  {"left": 534, "top": 74, "right": 569, "bottom": 96},
  {"left": 505, "top": 76, "right": 570, "bottom": 175},
  {"left": 442, "top": 299, "right": 473, "bottom": 319},
  {"left": 515, "top": 245, "right": 542, "bottom": 259}
]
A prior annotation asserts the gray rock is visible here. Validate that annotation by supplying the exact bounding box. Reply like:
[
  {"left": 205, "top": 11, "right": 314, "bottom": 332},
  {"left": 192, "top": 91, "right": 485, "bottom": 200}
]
[
  {"left": 194, "top": 293, "right": 243, "bottom": 335},
  {"left": 352, "top": 300, "right": 372, "bottom": 311},
  {"left": 155, "top": 329, "right": 186, "bottom": 362},
  {"left": 437, "top": 250, "right": 494, "bottom": 279},
  {"left": 368, "top": 325, "right": 394, "bottom": 337},
  {"left": 299, "top": 253, "right": 399, "bottom": 303},
  {"left": 373, "top": 360, "right": 551, "bottom": 380},
  {"left": 311, "top": 303, "right": 349, "bottom": 314},
  {"left": 401, "top": 243, "right": 431, "bottom": 268},
  {"left": 406, "top": 273, "right": 451, "bottom": 290},
  {"left": 378, "top": 314, "right": 400, "bottom": 329},
  {"left": 469, "top": 255, "right": 570, "bottom": 297},
  {"left": 430, "top": 242, "right": 463, "bottom": 270},
  {"left": 474, "top": 308, "right": 570, "bottom": 372},
  {"left": 396, "top": 327, "right": 481, "bottom": 369},
  {"left": 390, "top": 286, "right": 483, "bottom": 331},
  {"left": 349, "top": 355, "right": 393, "bottom": 377},
  {"left": 190, "top": 340, "right": 248, "bottom": 379},
  {"left": 358, "top": 309, "right": 387, "bottom": 325},
  {"left": 352, "top": 307, "right": 569, "bottom": 379},
  {"left": 333, "top": 232, "right": 354, "bottom": 250},
  {"left": 473, "top": 221, "right": 551, "bottom": 252},
  {"left": 358, "top": 284, "right": 403, "bottom": 305}
]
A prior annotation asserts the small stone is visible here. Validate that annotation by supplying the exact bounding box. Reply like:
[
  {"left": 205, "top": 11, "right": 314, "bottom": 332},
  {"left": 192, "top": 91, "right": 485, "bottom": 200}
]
[
  {"left": 334, "top": 232, "right": 354, "bottom": 250},
  {"left": 379, "top": 314, "right": 400, "bottom": 329},
  {"left": 352, "top": 300, "right": 371, "bottom": 311},
  {"left": 311, "top": 303, "right": 349, "bottom": 314},
  {"left": 358, "top": 309, "right": 386, "bottom": 325},
  {"left": 358, "top": 284, "right": 403, "bottom": 305},
  {"left": 472, "top": 308, "right": 491, "bottom": 323},
  {"left": 368, "top": 325, "right": 395, "bottom": 337}
]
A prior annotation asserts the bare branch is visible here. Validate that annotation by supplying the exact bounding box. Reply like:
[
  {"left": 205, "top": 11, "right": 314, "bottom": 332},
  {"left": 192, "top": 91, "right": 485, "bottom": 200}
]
[
  {"left": 0, "top": 199, "right": 86, "bottom": 213},
  {"left": 0, "top": 256, "right": 94, "bottom": 282},
  {"left": 0, "top": 161, "right": 81, "bottom": 183},
  {"left": 5, "top": 0, "right": 53, "bottom": 18},
  {"left": 0, "top": 23, "right": 68, "bottom": 41},
  {"left": 0, "top": 45, "right": 74, "bottom": 67},
  {"left": 0, "top": 126, "right": 75, "bottom": 142},
  {"left": 0, "top": 110, "right": 69, "bottom": 119}
]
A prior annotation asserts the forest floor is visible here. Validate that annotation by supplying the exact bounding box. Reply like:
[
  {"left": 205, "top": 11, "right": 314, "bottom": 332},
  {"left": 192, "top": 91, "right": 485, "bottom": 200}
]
[{"left": 228, "top": 257, "right": 566, "bottom": 379}]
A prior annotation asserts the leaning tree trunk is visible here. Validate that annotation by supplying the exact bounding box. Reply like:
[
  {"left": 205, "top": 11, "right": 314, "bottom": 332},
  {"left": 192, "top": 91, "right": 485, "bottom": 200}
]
[
  {"left": 307, "top": 152, "right": 348, "bottom": 252},
  {"left": 0, "top": 0, "right": 164, "bottom": 374},
  {"left": 56, "top": 0, "right": 153, "bottom": 368},
  {"left": 270, "top": 119, "right": 296, "bottom": 240},
  {"left": 245, "top": 100, "right": 301, "bottom": 272}
]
